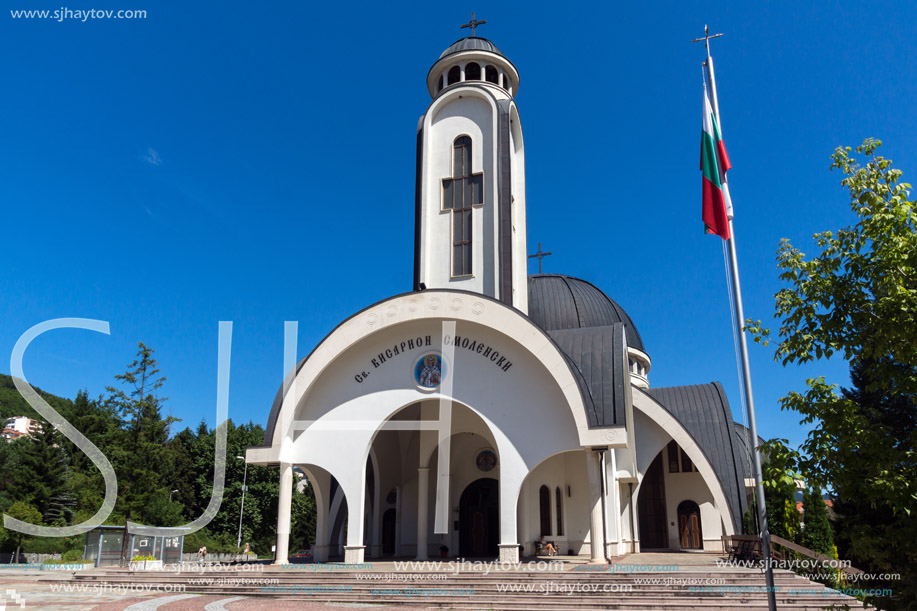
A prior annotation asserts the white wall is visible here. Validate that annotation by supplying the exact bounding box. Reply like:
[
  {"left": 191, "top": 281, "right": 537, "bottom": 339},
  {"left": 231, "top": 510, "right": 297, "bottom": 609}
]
[
  {"left": 517, "top": 450, "right": 592, "bottom": 556},
  {"left": 422, "top": 92, "right": 496, "bottom": 295},
  {"left": 661, "top": 467, "right": 721, "bottom": 550},
  {"left": 509, "top": 107, "right": 528, "bottom": 314}
]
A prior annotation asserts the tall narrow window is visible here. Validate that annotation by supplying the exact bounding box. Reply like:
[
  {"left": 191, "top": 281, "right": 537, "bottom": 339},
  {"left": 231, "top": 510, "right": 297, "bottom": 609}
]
[
  {"left": 555, "top": 487, "right": 564, "bottom": 536},
  {"left": 465, "top": 62, "right": 481, "bottom": 81},
  {"left": 539, "top": 485, "right": 551, "bottom": 536},
  {"left": 667, "top": 440, "right": 680, "bottom": 473},
  {"left": 442, "top": 136, "right": 483, "bottom": 277},
  {"left": 680, "top": 449, "right": 694, "bottom": 472},
  {"left": 447, "top": 66, "right": 460, "bottom": 85},
  {"left": 485, "top": 65, "right": 498, "bottom": 84}
]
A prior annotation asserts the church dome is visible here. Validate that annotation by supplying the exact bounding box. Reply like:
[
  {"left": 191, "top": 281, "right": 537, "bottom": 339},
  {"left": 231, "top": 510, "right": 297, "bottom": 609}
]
[
  {"left": 439, "top": 37, "right": 504, "bottom": 59},
  {"left": 527, "top": 274, "right": 646, "bottom": 353}
]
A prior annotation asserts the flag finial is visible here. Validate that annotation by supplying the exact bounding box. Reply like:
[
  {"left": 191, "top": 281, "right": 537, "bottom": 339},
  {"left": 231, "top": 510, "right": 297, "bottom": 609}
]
[{"left": 691, "top": 25, "right": 724, "bottom": 58}]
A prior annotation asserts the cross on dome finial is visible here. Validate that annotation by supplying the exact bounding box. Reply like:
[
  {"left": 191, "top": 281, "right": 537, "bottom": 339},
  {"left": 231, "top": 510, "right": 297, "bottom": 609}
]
[
  {"left": 461, "top": 12, "right": 486, "bottom": 37},
  {"left": 528, "top": 243, "right": 552, "bottom": 274}
]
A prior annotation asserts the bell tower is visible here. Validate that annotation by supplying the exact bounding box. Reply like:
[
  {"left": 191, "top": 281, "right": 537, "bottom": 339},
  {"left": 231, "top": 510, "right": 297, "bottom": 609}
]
[{"left": 413, "top": 25, "right": 528, "bottom": 314}]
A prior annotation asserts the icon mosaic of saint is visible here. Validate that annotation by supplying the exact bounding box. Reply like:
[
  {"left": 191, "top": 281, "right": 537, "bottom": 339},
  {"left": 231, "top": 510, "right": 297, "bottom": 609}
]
[{"left": 414, "top": 353, "right": 443, "bottom": 389}]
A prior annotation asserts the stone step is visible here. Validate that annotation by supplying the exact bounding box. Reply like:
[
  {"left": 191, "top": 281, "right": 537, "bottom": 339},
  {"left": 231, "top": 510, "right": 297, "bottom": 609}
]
[
  {"left": 198, "top": 594, "right": 862, "bottom": 610},
  {"left": 63, "top": 569, "right": 826, "bottom": 581},
  {"left": 48, "top": 567, "right": 866, "bottom": 610}
]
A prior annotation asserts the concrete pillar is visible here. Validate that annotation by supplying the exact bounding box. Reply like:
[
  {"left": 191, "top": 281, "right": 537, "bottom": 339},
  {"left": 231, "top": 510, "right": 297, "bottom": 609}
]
[
  {"left": 416, "top": 467, "right": 429, "bottom": 559},
  {"left": 498, "top": 68, "right": 505, "bottom": 88},
  {"left": 586, "top": 450, "right": 607, "bottom": 563},
  {"left": 460, "top": 63, "right": 466, "bottom": 82},
  {"left": 341, "top": 465, "right": 367, "bottom": 564},
  {"left": 275, "top": 462, "right": 293, "bottom": 565},
  {"left": 304, "top": 467, "right": 330, "bottom": 563},
  {"left": 370, "top": 459, "right": 381, "bottom": 558},
  {"left": 608, "top": 452, "right": 622, "bottom": 557}
]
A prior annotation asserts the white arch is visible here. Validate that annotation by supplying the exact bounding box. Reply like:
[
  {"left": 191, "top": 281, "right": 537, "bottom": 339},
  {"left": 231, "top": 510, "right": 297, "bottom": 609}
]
[
  {"left": 631, "top": 388, "right": 736, "bottom": 536},
  {"left": 249, "top": 290, "right": 600, "bottom": 461}
]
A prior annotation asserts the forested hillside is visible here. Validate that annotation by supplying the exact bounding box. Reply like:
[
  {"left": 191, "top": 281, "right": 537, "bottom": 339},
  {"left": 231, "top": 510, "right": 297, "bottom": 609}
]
[
  {"left": 0, "top": 373, "right": 72, "bottom": 422},
  {"left": 0, "top": 346, "right": 314, "bottom": 559}
]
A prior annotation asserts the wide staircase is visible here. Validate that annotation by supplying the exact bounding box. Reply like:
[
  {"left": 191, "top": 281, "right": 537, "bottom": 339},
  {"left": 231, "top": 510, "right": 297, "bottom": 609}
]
[{"left": 47, "top": 561, "right": 867, "bottom": 610}]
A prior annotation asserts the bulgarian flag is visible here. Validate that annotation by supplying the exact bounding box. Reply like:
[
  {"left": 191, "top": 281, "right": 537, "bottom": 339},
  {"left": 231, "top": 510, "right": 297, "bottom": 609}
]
[{"left": 701, "top": 85, "right": 733, "bottom": 240}]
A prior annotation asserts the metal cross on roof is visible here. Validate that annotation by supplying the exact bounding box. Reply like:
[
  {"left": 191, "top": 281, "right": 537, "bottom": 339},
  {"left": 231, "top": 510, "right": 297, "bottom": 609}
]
[
  {"left": 460, "top": 12, "right": 486, "bottom": 37},
  {"left": 528, "top": 242, "right": 552, "bottom": 274}
]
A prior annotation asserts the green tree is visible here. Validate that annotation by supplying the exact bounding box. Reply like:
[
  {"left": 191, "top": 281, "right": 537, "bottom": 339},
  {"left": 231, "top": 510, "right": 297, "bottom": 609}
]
[
  {"left": 9, "top": 419, "right": 74, "bottom": 523},
  {"left": 104, "top": 342, "right": 179, "bottom": 561},
  {"left": 751, "top": 139, "right": 917, "bottom": 610},
  {"left": 5, "top": 502, "right": 41, "bottom": 562},
  {"left": 801, "top": 487, "right": 834, "bottom": 559}
]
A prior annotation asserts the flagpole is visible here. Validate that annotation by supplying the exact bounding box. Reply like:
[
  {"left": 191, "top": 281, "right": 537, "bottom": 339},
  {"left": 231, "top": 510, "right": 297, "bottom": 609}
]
[{"left": 698, "top": 28, "right": 778, "bottom": 611}]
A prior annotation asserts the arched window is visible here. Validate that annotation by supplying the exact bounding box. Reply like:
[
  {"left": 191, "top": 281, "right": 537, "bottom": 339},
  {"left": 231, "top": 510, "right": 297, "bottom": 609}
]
[
  {"left": 447, "top": 65, "right": 460, "bottom": 86},
  {"left": 442, "top": 136, "right": 483, "bottom": 277},
  {"left": 485, "top": 65, "right": 498, "bottom": 84},
  {"left": 504, "top": 76, "right": 513, "bottom": 93},
  {"left": 555, "top": 487, "right": 564, "bottom": 536},
  {"left": 465, "top": 62, "right": 481, "bottom": 81},
  {"left": 539, "top": 485, "right": 551, "bottom": 536},
  {"left": 667, "top": 440, "right": 680, "bottom": 473},
  {"left": 437, "top": 74, "right": 444, "bottom": 93}
]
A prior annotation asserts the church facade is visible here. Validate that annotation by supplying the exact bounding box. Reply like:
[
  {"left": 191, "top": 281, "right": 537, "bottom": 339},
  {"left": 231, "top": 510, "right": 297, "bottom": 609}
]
[{"left": 245, "top": 33, "right": 754, "bottom": 565}]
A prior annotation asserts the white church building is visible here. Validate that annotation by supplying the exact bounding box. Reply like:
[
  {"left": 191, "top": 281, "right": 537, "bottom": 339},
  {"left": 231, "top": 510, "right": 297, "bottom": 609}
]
[{"left": 245, "top": 31, "right": 754, "bottom": 565}]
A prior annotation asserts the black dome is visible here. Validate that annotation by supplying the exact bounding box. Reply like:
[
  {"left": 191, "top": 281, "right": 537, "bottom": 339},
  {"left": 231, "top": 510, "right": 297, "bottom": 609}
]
[
  {"left": 527, "top": 274, "right": 645, "bottom": 353},
  {"left": 439, "top": 37, "right": 504, "bottom": 59}
]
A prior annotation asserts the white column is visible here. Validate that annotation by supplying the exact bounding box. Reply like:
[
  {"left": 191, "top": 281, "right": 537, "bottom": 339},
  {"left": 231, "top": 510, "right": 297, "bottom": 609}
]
[
  {"left": 608, "top": 451, "right": 622, "bottom": 556},
  {"left": 313, "top": 494, "right": 329, "bottom": 562},
  {"left": 344, "top": 511, "right": 366, "bottom": 564},
  {"left": 518, "top": 481, "right": 528, "bottom": 556},
  {"left": 498, "top": 469, "right": 522, "bottom": 564},
  {"left": 342, "top": 467, "right": 367, "bottom": 564},
  {"left": 416, "top": 467, "right": 429, "bottom": 559},
  {"left": 586, "top": 450, "right": 607, "bottom": 563},
  {"left": 498, "top": 68, "right": 505, "bottom": 88},
  {"left": 460, "top": 63, "right": 466, "bottom": 82},
  {"left": 275, "top": 462, "right": 293, "bottom": 565}
]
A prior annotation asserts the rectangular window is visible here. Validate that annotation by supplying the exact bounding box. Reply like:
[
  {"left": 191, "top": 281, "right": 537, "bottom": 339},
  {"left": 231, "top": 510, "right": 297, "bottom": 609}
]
[
  {"left": 471, "top": 174, "right": 483, "bottom": 205},
  {"left": 668, "top": 440, "right": 680, "bottom": 473},
  {"left": 680, "top": 449, "right": 693, "bottom": 472},
  {"left": 443, "top": 179, "right": 453, "bottom": 210}
]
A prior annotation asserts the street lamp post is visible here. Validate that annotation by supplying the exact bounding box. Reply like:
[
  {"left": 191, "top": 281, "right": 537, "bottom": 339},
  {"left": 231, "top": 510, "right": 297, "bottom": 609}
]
[
  {"left": 169, "top": 489, "right": 179, "bottom": 502},
  {"left": 236, "top": 455, "right": 248, "bottom": 549}
]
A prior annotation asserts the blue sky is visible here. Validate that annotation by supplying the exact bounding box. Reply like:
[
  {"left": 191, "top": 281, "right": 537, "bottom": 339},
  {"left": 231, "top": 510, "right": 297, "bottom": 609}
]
[{"left": 2, "top": 1, "right": 915, "bottom": 451}]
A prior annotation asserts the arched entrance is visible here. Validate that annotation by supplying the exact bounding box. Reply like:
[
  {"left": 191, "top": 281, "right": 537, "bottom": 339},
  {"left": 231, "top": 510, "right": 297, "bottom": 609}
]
[
  {"left": 678, "top": 500, "right": 702, "bottom": 549},
  {"left": 459, "top": 478, "right": 499, "bottom": 557},
  {"left": 637, "top": 452, "right": 668, "bottom": 549}
]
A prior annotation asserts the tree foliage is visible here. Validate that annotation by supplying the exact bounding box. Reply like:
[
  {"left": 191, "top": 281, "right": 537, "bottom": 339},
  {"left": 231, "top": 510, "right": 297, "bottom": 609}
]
[
  {"left": 5, "top": 502, "right": 41, "bottom": 562},
  {"left": 0, "top": 342, "right": 315, "bottom": 560},
  {"left": 751, "top": 140, "right": 917, "bottom": 610},
  {"left": 10, "top": 419, "right": 74, "bottom": 523},
  {"left": 801, "top": 487, "right": 834, "bottom": 557}
]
